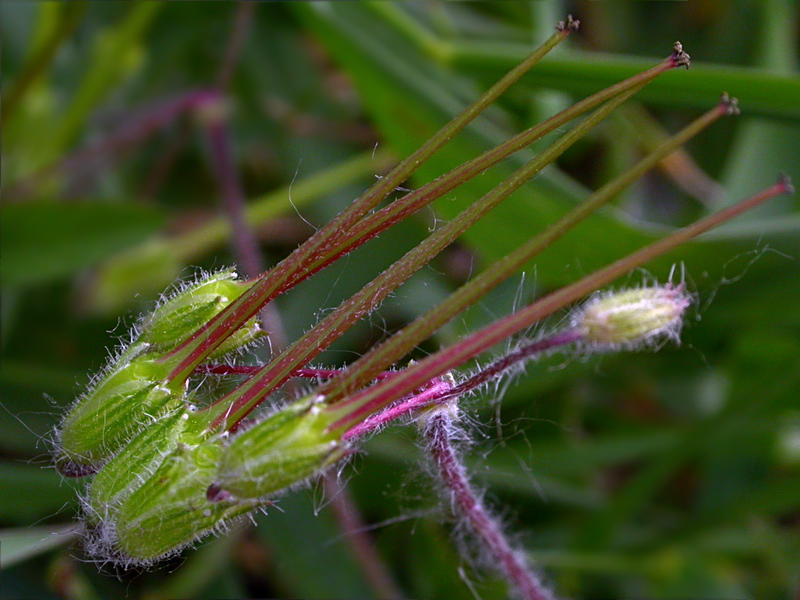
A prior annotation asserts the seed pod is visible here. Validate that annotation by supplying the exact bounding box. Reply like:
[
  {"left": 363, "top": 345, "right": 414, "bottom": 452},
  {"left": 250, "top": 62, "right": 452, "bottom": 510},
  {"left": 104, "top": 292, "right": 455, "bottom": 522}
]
[
  {"left": 140, "top": 270, "right": 259, "bottom": 353},
  {"left": 212, "top": 396, "right": 347, "bottom": 500},
  {"left": 573, "top": 284, "right": 691, "bottom": 349},
  {"left": 109, "top": 435, "right": 258, "bottom": 564},
  {"left": 85, "top": 408, "right": 188, "bottom": 524},
  {"left": 56, "top": 352, "right": 182, "bottom": 477}
]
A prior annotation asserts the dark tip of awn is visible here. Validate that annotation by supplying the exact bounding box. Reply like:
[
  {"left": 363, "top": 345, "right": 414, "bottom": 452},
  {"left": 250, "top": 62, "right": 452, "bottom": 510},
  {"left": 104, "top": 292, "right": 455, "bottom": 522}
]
[
  {"left": 556, "top": 14, "right": 580, "bottom": 33},
  {"left": 672, "top": 41, "right": 691, "bottom": 69},
  {"left": 778, "top": 173, "right": 795, "bottom": 195},
  {"left": 719, "top": 93, "right": 740, "bottom": 116},
  {"left": 56, "top": 459, "right": 99, "bottom": 478}
]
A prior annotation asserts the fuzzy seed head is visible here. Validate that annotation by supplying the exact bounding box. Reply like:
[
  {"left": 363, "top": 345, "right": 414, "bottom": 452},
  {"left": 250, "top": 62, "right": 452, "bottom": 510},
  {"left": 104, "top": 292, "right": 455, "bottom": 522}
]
[
  {"left": 86, "top": 409, "right": 188, "bottom": 523},
  {"left": 573, "top": 284, "right": 691, "bottom": 350},
  {"left": 99, "top": 434, "right": 261, "bottom": 565}
]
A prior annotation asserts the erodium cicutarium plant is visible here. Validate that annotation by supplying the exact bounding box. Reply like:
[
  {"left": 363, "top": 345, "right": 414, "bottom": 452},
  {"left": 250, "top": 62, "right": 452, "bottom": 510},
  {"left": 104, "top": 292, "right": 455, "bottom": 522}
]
[{"left": 51, "top": 17, "right": 793, "bottom": 600}]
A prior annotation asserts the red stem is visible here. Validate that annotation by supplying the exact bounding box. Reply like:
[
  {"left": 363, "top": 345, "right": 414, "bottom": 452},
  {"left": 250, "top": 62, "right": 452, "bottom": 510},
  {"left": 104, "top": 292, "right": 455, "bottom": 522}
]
[
  {"left": 161, "top": 24, "right": 576, "bottom": 384},
  {"left": 197, "top": 364, "right": 394, "bottom": 381},
  {"left": 329, "top": 177, "right": 792, "bottom": 431},
  {"left": 337, "top": 330, "right": 582, "bottom": 437}
]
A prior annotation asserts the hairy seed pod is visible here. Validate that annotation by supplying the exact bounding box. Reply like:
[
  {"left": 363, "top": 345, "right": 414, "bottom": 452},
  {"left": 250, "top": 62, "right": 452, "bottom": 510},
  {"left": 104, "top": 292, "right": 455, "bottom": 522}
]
[
  {"left": 213, "top": 396, "right": 347, "bottom": 500},
  {"left": 110, "top": 435, "right": 260, "bottom": 563},
  {"left": 140, "top": 270, "right": 261, "bottom": 353},
  {"left": 85, "top": 409, "right": 188, "bottom": 523},
  {"left": 56, "top": 352, "right": 182, "bottom": 477},
  {"left": 573, "top": 284, "right": 691, "bottom": 349}
]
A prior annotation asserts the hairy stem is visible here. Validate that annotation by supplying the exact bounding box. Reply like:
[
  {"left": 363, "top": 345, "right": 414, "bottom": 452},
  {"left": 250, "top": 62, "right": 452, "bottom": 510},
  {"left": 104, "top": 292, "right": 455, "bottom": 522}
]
[
  {"left": 164, "top": 39, "right": 680, "bottom": 387},
  {"left": 281, "top": 50, "right": 684, "bottom": 294},
  {"left": 423, "top": 410, "right": 554, "bottom": 600},
  {"left": 197, "top": 364, "right": 395, "bottom": 381},
  {"left": 340, "top": 331, "right": 582, "bottom": 438},
  {"left": 322, "top": 90, "right": 728, "bottom": 404}
]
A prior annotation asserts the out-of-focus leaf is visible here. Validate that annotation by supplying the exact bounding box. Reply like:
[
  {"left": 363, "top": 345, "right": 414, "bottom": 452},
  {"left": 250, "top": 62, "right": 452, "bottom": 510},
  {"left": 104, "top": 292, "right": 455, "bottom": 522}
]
[
  {"left": 0, "top": 463, "right": 79, "bottom": 524},
  {"left": 721, "top": 0, "right": 800, "bottom": 212},
  {"left": 1, "top": 201, "right": 165, "bottom": 288},
  {"left": 0, "top": 524, "right": 79, "bottom": 569},
  {"left": 86, "top": 150, "right": 393, "bottom": 315},
  {"left": 254, "top": 492, "right": 375, "bottom": 599},
  {"left": 49, "top": 3, "right": 162, "bottom": 155}
]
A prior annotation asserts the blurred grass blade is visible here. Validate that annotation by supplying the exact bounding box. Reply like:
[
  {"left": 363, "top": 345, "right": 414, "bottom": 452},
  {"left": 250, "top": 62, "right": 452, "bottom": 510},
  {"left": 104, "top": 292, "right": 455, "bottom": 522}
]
[
  {"left": 0, "top": 525, "right": 80, "bottom": 569},
  {"left": 1, "top": 201, "right": 165, "bottom": 289},
  {"left": 86, "top": 149, "right": 394, "bottom": 315}
]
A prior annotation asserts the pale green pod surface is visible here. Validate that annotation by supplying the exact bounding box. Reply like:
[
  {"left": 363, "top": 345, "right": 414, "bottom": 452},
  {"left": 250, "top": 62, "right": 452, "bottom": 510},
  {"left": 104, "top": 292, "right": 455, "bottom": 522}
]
[
  {"left": 573, "top": 285, "right": 691, "bottom": 349},
  {"left": 56, "top": 353, "right": 182, "bottom": 477},
  {"left": 140, "top": 270, "right": 254, "bottom": 352},
  {"left": 112, "top": 436, "right": 257, "bottom": 563},
  {"left": 86, "top": 408, "right": 188, "bottom": 524},
  {"left": 214, "top": 397, "right": 347, "bottom": 500}
]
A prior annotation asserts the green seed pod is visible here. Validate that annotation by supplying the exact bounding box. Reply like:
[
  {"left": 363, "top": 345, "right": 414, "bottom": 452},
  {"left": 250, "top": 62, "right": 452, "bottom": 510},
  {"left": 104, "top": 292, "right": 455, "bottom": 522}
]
[
  {"left": 212, "top": 396, "right": 347, "bottom": 500},
  {"left": 140, "top": 270, "right": 257, "bottom": 352},
  {"left": 109, "top": 435, "right": 258, "bottom": 564},
  {"left": 573, "top": 284, "right": 691, "bottom": 349},
  {"left": 85, "top": 408, "right": 188, "bottom": 524},
  {"left": 56, "top": 352, "right": 182, "bottom": 477}
]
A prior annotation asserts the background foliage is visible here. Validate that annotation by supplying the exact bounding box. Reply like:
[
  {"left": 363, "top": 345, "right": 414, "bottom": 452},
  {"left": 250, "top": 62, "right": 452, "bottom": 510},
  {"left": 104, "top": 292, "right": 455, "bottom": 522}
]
[{"left": 2, "top": 2, "right": 799, "bottom": 599}]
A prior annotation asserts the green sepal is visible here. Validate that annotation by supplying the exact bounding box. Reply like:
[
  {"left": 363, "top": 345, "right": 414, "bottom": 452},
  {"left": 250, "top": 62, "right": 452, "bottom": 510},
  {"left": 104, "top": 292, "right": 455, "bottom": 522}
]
[
  {"left": 111, "top": 435, "right": 258, "bottom": 563},
  {"left": 207, "top": 316, "right": 265, "bottom": 360},
  {"left": 214, "top": 396, "right": 347, "bottom": 500},
  {"left": 56, "top": 352, "right": 182, "bottom": 476},
  {"left": 86, "top": 408, "right": 188, "bottom": 523},
  {"left": 140, "top": 270, "right": 255, "bottom": 352}
]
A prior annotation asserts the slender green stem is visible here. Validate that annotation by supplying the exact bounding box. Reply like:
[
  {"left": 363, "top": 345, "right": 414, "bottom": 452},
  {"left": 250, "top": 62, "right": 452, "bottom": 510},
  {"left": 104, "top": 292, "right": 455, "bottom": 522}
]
[
  {"left": 162, "top": 24, "right": 574, "bottom": 383},
  {"left": 319, "top": 95, "right": 732, "bottom": 403},
  {"left": 169, "top": 149, "right": 396, "bottom": 263},
  {"left": 329, "top": 177, "right": 792, "bottom": 431}
]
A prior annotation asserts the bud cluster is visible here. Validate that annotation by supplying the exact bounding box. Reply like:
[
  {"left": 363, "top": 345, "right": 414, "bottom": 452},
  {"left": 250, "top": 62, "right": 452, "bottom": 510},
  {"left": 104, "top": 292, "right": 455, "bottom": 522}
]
[
  {"left": 53, "top": 270, "right": 298, "bottom": 565},
  {"left": 49, "top": 20, "right": 793, "bottom": 572},
  {"left": 55, "top": 271, "right": 258, "bottom": 476}
]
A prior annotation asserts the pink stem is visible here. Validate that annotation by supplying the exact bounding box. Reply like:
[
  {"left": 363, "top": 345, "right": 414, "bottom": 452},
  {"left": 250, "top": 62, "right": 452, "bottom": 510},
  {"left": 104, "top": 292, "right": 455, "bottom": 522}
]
[
  {"left": 343, "top": 378, "right": 452, "bottom": 441},
  {"left": 331, "top": 330, "right": 582, "bottom": 435},
  {"left": 423, "top": 411, "right": 554, "bottom": 600},
  {"left": 324, "top": 475, "right": 405, "bottom": 600}
]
